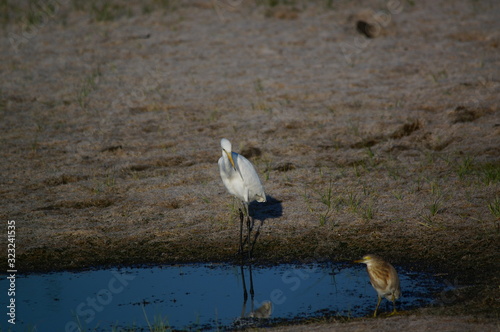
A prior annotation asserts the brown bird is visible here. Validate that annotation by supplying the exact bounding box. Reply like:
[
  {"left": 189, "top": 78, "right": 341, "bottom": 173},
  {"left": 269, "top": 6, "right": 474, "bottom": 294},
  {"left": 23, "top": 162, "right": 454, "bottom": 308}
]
[{"left": 355, "top": 254, "right": 401, "bottom": 317}]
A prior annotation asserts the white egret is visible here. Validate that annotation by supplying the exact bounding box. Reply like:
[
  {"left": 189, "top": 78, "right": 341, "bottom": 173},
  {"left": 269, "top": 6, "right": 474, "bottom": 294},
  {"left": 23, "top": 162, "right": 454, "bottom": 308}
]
[{"left": 218, "top": 138, "right": 266, "bottom": 254}]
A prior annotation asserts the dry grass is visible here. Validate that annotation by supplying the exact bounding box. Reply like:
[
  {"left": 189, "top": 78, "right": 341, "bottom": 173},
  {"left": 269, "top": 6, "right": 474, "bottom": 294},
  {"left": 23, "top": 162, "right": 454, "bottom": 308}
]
[{"left": 1, "top": 0, "right": 499, "bottom": 330}]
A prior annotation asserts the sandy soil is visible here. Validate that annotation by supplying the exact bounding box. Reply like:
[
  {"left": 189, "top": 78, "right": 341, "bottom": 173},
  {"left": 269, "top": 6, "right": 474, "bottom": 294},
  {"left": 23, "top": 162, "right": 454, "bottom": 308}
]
[
  {"left": 267, "top": 314, "right": 499, "bottom": 332},
  {"left": 1, "top": 0, "right": 499, "bottom": 330}
]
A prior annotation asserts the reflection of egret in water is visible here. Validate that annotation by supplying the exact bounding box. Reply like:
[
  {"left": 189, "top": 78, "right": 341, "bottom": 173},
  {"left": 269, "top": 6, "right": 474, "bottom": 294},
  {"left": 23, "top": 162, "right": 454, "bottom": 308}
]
[{"left": 232, "top": 264, "right": 272, "bottom": 329}]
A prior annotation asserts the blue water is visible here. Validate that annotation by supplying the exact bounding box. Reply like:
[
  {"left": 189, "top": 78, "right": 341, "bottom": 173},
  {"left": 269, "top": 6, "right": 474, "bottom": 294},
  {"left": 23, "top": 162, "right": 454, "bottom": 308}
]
[{"left": 0, "top": 263, "right": 447, "bottom": 331}]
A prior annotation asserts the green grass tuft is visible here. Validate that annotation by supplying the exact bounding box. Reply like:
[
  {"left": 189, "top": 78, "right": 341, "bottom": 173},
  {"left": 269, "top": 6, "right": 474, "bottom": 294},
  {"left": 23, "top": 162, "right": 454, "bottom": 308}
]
[{"left": 488, "top": 196, "right": 500, "bottom": 220}]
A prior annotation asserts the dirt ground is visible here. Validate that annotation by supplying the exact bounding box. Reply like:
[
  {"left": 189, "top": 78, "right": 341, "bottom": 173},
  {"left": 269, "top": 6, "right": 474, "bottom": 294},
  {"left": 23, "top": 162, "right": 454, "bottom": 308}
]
[{"left": 1, "top": 0, "right": 499, "bottom": 330}]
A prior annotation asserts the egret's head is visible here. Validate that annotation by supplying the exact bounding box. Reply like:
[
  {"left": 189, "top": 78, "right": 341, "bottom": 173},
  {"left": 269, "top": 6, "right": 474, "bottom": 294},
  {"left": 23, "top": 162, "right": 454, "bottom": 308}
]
[
  {"left": 221, "top": 138, "right": 232, "bottom": 152},
  {"left": 221, "top": 138, "right": 236, "bottom": 170}
]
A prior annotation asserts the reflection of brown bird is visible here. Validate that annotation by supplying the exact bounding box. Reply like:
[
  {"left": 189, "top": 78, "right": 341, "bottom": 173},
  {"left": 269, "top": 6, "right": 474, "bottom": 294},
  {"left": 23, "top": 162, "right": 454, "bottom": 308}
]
[
  {"left": 250, "top": 301, "right": 272, "bottom": 318},
  {"left": 355, "top": 254, "right": 401, "bottom": 317}
]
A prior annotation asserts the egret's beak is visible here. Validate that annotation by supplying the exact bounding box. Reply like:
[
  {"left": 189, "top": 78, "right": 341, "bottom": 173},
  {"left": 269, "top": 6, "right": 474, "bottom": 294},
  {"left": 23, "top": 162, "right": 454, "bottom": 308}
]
[
  {"left": 225, "top": 150, "right": 237, "bottom": 171},
  {"left": 354, "top": 259, "right": 364, "bottom": 263}
]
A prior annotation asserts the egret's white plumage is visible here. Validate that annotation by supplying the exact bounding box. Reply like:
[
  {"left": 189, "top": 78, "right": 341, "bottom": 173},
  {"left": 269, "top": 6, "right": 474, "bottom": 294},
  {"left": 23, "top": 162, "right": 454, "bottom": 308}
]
[
  {"left": 218, "top": 138, "right": 266, "bottom": 255},
  {"left": 218, "top": 138, "right": 266, "bottom": 205}
]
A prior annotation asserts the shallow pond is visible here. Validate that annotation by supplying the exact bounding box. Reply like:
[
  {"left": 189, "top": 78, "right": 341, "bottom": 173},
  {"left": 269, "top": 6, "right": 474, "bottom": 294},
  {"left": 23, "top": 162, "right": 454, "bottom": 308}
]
[{"left": 1, "top": 262, "right": 450, "bottom": 331}]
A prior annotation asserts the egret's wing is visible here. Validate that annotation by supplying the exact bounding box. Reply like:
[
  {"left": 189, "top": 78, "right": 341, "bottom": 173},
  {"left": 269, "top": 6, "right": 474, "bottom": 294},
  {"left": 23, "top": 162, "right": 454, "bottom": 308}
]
[{"left": 233, "top": 152, "right": 266, "bottom": 202}]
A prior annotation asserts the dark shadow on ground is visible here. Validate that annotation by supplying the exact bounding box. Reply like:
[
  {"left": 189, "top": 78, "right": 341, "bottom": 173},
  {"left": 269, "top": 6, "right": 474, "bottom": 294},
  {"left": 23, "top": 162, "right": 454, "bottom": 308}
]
[
  {"left": 249, "top": 195, "right": 283, "bottom": 222},
  {"left": 245, "top": 195, "right": 283, "bottom": 258}
]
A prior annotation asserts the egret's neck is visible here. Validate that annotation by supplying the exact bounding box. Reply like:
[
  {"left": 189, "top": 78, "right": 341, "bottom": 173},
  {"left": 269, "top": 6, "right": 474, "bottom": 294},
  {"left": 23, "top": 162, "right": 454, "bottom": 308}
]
[{"left": 222, "top": 151, "right": 232, "bottom": 171}]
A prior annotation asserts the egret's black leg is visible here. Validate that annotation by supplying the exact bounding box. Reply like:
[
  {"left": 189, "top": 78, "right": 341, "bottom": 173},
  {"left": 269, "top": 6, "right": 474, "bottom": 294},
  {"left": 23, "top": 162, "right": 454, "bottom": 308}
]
[
  {"left": 247, "top": 215, "right": 252, "bottom": 259},
  {"left": 238, "top": 208, "right": 244, "bottom": 255},
  {"left": 249, "top": 219, "right": 262, "bottom": 258}
]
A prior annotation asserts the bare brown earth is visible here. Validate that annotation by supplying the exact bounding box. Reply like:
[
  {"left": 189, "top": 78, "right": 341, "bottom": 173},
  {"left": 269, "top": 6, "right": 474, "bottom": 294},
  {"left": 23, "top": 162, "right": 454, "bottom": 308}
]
[{"left": 1, "top": 0, "right": 499, "bottom": 331}]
